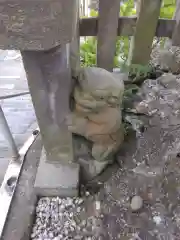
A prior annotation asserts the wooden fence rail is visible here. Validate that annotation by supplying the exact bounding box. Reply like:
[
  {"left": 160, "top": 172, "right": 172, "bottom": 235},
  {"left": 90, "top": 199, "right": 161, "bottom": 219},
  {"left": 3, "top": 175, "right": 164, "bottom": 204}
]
[
  {"left": 79, "top": 17, "right": 175, "bottom": 38},
  {"left": 77, "top": 0, "right": 178, "bottom": 72}
]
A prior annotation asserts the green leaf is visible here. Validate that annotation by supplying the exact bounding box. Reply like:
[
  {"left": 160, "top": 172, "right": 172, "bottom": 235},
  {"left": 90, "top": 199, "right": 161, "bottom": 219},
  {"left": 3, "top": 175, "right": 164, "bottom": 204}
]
[{"left": 80, "top": 0, "right": 176, "bottom": 68}]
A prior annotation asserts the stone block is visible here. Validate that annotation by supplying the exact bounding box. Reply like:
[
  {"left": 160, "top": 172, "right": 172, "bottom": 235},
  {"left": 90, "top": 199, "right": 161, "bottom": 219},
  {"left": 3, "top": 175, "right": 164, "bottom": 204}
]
[
  {"left": 34, "top": 149, "right": 79, "bottom": 197},
  {"left": 0, "top": 0, "right": 78, "bottom": 50}
]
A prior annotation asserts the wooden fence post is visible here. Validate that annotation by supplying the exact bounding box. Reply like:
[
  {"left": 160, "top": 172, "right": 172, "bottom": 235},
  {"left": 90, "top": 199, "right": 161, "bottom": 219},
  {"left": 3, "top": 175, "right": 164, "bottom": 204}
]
[
  {"left": 128, "top": 0, "right": 162, "bottom": 66},
  {"left": 172, "top": 0, "right": 180, "bottom": 46},
  {"left": 97, "top": 0, "right": 120, "bottom": 71},
  {"left": 70, "top": 2, "right": 80, "bottom": 78}
]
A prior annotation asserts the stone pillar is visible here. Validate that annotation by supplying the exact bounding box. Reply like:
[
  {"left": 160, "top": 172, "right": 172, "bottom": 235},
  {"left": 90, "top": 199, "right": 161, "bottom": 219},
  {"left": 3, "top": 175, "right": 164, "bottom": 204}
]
[
  {"left": 21, "top": 45, "right": 79, "bottom": 197},
  {"left": 21, "top": 45, "right": 74, "bottom": 164}
]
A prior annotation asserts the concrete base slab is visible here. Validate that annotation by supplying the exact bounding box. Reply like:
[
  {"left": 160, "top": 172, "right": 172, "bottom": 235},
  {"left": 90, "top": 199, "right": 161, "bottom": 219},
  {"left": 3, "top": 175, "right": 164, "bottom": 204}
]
[{"left": 34, "top": 149, "right": 79, "bottom": 197}]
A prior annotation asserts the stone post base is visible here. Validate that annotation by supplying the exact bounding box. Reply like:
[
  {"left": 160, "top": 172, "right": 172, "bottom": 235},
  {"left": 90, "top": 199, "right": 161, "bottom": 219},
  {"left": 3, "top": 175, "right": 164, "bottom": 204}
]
[{"left": 34, "top": 149, "right": 79, "bottom": 197}]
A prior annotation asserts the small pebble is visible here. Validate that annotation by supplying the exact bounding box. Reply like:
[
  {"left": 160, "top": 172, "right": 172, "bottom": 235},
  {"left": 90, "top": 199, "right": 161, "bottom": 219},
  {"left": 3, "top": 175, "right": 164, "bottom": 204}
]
[
  {"left": 58, "top": 234, "right": 63, "bottom": 239},
  {"left": 153, "top": 215, "right": 162, "bottom": 225},
  {"left": 31, "top": 233, "right": 36, "bottom": 239},
  {"left": 64, "top": 229, "right": 69, "bottom": 236},
  {"left": 78, "top": 198, "right": 84, "bottom": 205},
  {"left": 81, "top": 220, "right": 86, "bottom": 226},
  {"left": 53, "top": 237, "right": 61, "bottom": 240},
  {"left": 74, "top": 236, "right": 83, "bottom": 240},
  {"left": 69, "top": 212, "right": 74, "bottom": 217},
  {"left": 66, "top": 197, "right": 73, "bottom": 206},
  {"left": 77, "top": 226, "right": 81, "bottom": 231},
  {"left": 59, "top": 205, "right": 65, "bottom": 211},
  {"left": 130, "top": 195, "right": 143, "bottom": 211},
  {"left": 95, "top": 201, "right": 101, "bottom": 210},
  {"left": 77, "top": 207, "right": 81, "bottom": 213},
  {"left": 48, "top": 232, "right": 54, "bottom": 238},
  {"left": 85, "top": 191, "right": 90, "bottom": 196}
]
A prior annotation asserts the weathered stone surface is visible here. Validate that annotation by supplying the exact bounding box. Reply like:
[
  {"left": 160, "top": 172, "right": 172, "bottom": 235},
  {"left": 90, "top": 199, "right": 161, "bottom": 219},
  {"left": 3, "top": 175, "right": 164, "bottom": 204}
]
[
  {"left": 0, "top": 0, "right": 78, "bottom": 50},
  {"left": 68, "top": 67, "right": 124, "bottom": 164},
  {"left": 22, "top": 45, "right": 74, "bottom": 164},
  {"left": 59, "top": 73, "right": 180, "bottom": 239},
  {"left": 34, "top": 149, "right": 79, "bottom": 197},
  {"left": 93, "top": 73, "right": 180, "bottom": 239},
  {"left": 151, "top": 45, "right": 180, "bottom": 74}
]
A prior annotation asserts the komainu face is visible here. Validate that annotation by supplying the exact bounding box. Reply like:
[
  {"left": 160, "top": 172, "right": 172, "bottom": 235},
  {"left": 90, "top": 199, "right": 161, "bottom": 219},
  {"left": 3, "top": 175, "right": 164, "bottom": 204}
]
[{"left": 78, "top": 67, "right": 124, "bottom": 108}]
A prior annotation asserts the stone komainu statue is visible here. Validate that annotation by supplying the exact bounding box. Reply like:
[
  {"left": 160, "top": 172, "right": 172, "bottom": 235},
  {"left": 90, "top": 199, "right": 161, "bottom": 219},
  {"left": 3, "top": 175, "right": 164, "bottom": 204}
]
[{"left": 67, "top": 67, "right": 124, "bottom": 165}]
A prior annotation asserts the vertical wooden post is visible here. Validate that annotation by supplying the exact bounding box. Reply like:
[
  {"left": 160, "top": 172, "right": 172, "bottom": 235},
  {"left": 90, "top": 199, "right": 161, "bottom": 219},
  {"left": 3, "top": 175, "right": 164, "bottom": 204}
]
[
  {"left": 172, "top": 0, "right": 180, "bottom": 46},
  {"left": 70, "top": 1, "right": 80, "bottom": 78},
  {"left": 21, "top": 45, "right": 74, "bottom": 164},
  {"left": 97, "top": 0, "right": 120, "bottom": 71},
  {"left": 128, "top": 0, "right": 162, "bottom": 65}
]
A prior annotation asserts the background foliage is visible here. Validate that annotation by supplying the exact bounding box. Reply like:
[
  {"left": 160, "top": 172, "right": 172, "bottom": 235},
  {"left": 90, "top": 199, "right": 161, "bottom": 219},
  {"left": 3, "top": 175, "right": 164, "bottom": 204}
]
[{"left": 80, "top": 0, "right": 176, "bottom": 68}]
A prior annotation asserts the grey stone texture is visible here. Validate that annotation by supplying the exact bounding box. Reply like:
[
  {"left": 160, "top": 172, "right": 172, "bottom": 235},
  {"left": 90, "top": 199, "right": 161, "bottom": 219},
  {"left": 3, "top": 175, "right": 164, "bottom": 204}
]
[
  {"left": 0, "top": 0, "right": 78, "bottom": 50},
  {"left": 34, "top": 149, "right": 79, "bottom": 197},
  {"left": 21, "top": 45, "right": 74, "bottom": 164}
]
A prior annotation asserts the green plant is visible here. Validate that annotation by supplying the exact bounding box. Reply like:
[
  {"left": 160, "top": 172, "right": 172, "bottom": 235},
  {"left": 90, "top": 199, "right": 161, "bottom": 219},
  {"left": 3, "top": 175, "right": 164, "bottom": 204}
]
[
  {"left": 160, "top": 0, "right": 176, "bottom": 19},
  {"left": 80, "top": 37, "right": 97, "bottom": 67},
  {"left": 80, "top": 0, "right": 176, "bottom": 68},
  {"left": 89, "top": 9, "right": 98, "bottom": 17},
  {"left": 122, "top": 63, "right": 152, "bottom": 76},
  {"left": 80, "top": 0, "right": 136, "bottom": 68},
  {"left": 120, "top": 0, "right": 136, "bottom": 16}
]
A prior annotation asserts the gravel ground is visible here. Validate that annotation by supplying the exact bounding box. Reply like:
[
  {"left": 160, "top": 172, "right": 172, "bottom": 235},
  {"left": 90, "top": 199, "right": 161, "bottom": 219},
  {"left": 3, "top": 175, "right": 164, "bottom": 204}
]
[
  {"left": 31, "top": 194, "right": 144, "bottom": 240},
  {"left": 31, "top": 72, "right": 180, "bottom": 240},
  {"left": 31, "top": 196, "right": 102, "bottom": 240}
]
